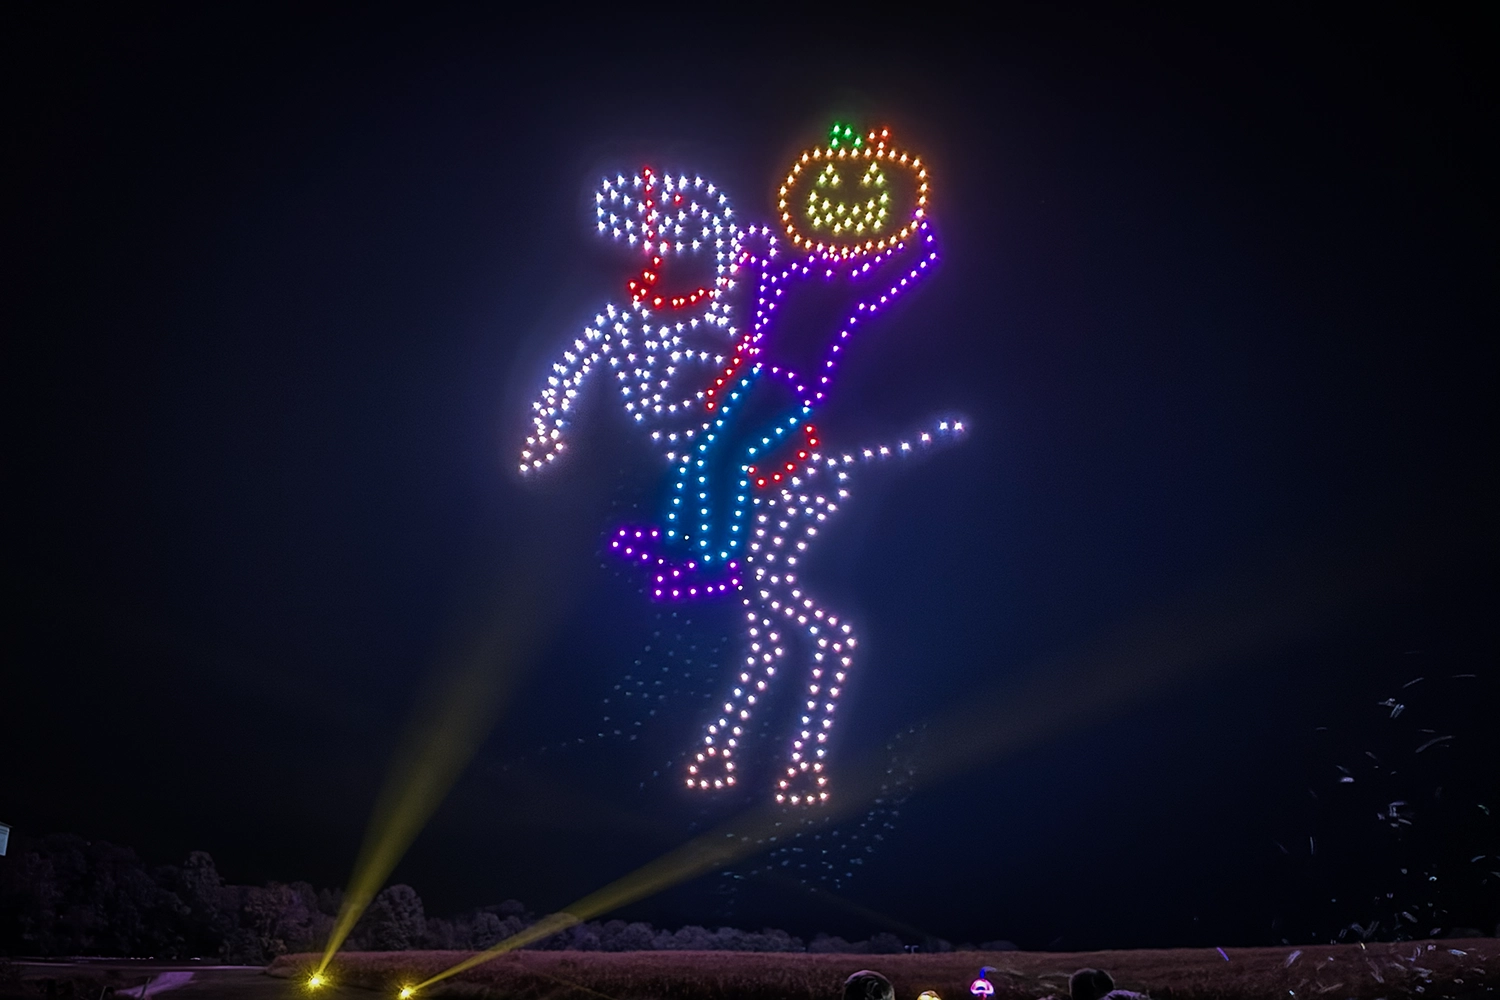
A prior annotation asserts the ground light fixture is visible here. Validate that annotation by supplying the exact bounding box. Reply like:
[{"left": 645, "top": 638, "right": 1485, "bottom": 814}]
[
  {"left": 398, "top": 987, "right": 415, "bottom": 998},
  {"left": 306, "top": 973, "right": 326, "bottom": 989}
]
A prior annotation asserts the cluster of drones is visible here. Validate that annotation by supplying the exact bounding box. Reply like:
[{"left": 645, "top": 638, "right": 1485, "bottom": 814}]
[{"left": 521, "top": 121, "right": 964, "bottom": 804}]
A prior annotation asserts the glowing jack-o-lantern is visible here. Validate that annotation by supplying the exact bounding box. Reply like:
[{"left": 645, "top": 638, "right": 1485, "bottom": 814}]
[{"left": 778, "top": 121, "right": 930, "bottom": 260}]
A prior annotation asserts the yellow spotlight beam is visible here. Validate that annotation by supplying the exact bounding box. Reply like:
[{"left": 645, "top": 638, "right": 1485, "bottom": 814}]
[
  {"left": 412, "top": 532, "right": 1420, "bottom": 993},
  {"left": 759, "top": 872, "right": 938, "bottom": 945},
  {"left": 315, "top": 568, "right": 562, "bottom": 976},
  {"left": 415, "top": 792, "right": 854, "bottom": 988},
  {"left": 310, "top": 444, "right": 616, "bottom": 976}
]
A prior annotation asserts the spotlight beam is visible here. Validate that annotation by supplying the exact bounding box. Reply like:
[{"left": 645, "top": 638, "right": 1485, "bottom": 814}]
[
  {"left": 413, "top": 532, "right": 1420, "bottom": 992},
  {"left": 311, "top": 451, "right": 615, "bottom": 978},
  {"left": 315, "top": 579, "right": 547, "bottom": 975},
  {"left": 758, "top": 872, "right": 939, "bottom": 945}
]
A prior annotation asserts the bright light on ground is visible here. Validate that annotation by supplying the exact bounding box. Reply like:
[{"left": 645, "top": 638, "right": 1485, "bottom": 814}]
[{"left": 308, "top": 974, "right": 326, "bottom": 989}]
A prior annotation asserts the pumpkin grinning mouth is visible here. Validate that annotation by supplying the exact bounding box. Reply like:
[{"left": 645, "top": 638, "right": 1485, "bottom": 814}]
[{"left": 626, "top": 165, "right": 724, "bottom": 311}]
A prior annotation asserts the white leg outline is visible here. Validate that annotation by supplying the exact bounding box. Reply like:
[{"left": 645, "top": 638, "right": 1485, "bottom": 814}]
[{"left": 684, "top": 418, "right": 965, "bottom": 804}]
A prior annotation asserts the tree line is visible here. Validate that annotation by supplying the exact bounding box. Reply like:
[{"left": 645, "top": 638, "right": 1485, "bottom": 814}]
[{"left": 0, "top": 833, "right": 1012, "bottom": 961}]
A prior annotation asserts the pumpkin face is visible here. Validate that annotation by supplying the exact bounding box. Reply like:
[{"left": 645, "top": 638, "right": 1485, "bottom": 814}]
[
  {"left": 778, "top": 123, "right": 929, "bottom": 259},
  {"left": 804, "top": 159, "right": 893, "bottom": 237}
]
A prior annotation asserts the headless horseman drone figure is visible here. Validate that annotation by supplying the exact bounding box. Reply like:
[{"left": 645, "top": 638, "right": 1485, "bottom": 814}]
[{"left": 520, "top": 123, "right": 963, "bottom": 804}]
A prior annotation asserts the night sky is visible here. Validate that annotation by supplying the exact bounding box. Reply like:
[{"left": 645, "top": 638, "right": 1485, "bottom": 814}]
[{"left": 7, "top": 7, "right": 1495, "bottom": 950}]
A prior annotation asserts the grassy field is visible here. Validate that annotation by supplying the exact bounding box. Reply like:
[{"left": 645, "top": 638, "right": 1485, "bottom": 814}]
[
  {"left": 267, "top": 941, "right": 1498, "bottom": 999},
  {"left": 1, "top": 961, "right": 305, "bottom": 999}
]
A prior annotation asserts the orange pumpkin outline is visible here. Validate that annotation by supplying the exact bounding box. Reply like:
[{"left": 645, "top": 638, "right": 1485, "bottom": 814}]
[{"left": 777, "top": 127, "right": 930, "bottom": 260}]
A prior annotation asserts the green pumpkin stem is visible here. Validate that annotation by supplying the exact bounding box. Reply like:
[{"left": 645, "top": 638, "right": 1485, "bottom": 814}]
[{"left": 827, "top": 121, "right": 864, "bottom": 150}]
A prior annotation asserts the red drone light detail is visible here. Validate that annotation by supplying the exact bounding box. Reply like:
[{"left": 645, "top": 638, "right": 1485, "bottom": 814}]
[
  {"left": 747, "top": 424, "right": 820, "bottom": 488},
  {"left": 626, "top": 167, "right": 717, "bottom": 311}
]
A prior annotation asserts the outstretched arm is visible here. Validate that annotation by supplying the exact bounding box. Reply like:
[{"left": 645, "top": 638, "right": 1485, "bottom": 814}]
[
  {"left": 745, "top": 416, "right": 967, "bottom": 501},
  {"left": 521, "top": 168, "right": 748, "bottom": 474},
  {"left": 519, "top": 305, "right": 630, "bottom": 474}
]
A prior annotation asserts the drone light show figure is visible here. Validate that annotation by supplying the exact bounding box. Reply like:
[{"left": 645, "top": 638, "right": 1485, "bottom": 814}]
[
  {"left": 521, "top": 124, "right": 963, "bottom": 805},
  {"left": 521, "top": 165, "right": 753, "bottom": 475}
]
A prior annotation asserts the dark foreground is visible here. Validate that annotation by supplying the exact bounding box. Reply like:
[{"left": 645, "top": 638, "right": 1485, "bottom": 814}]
[
  {"left": 1, "top": 960, "right": 307, "bottom": 999},
  {"left": 271, "top": 943, "right": 1497, "bottom": 999},
  {"left": 5, "top": 943, "right": 1495, "bottom": 999}
]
